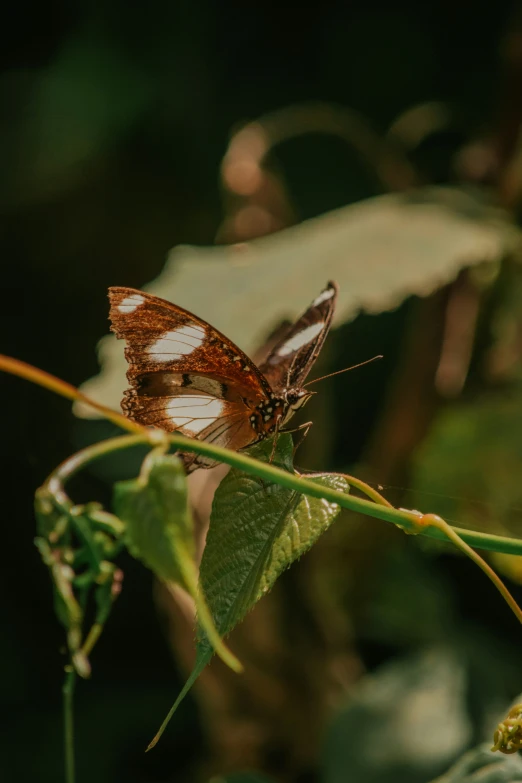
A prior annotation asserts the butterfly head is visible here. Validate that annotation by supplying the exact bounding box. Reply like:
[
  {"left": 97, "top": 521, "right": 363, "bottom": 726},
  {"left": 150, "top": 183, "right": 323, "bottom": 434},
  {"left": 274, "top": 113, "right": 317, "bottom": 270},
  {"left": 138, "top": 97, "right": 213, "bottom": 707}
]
[{"left": 280, "top": 388, "right": 314, "bottom": 427}]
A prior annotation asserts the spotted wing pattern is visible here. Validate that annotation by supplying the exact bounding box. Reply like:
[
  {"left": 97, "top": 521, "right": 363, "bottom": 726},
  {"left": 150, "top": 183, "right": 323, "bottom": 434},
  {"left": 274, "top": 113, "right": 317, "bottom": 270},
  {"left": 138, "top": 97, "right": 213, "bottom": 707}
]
[
  {"left": 108, "top": 287, "right": 271, "bottom": 449},
  {"left": 258, "top": 281, "right": 338, "bottom": 393}
]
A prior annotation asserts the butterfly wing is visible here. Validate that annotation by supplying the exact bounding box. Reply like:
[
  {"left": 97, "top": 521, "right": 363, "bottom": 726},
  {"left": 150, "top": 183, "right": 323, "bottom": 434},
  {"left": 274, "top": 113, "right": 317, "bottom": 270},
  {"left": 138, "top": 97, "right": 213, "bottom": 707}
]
[
  {"left": 258, "top": 281, "right": 338, "bottom": 392},
  {"left": 108, "top": 287, "right": 271, "bottom": 446}
]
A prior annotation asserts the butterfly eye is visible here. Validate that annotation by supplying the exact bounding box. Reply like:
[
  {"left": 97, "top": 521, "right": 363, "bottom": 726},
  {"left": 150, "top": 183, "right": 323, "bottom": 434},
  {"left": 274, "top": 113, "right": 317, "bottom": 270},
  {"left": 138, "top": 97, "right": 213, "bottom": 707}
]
[{"left": 287, "top": 390, "right": 312, "bottom": 412}]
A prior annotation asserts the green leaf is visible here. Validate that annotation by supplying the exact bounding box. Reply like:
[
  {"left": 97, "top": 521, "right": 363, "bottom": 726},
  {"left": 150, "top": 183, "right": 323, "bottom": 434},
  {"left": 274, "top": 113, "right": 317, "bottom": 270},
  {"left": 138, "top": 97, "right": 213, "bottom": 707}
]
[
  {"left": 113, "top": 451, "right": 240, "bottom": 674},
  {"left": 148, "top": 436, "right": 349, "bottom": 748},
  {"left": 200, "top": 436, "right": 349, "bottom": 634},
  {"left": 114, "top": 451, "right": 194, "bottom": 585},
  {"left": 198, "top": 434, "right": 297, "bottom": 641}
]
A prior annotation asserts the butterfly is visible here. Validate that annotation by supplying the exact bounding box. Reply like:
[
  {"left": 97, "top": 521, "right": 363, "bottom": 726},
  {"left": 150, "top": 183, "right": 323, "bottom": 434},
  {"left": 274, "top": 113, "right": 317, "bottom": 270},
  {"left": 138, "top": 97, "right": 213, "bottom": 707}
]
[{"left": 108, "top": 282, "right": 338, "bottom": 471}]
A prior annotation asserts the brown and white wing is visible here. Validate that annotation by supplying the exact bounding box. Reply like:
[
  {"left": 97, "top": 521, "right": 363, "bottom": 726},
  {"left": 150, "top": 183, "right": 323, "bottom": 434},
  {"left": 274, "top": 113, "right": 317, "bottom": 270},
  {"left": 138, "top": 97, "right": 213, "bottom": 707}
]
[
  {"left": 108, "top": 287, "right": 271, "bottom": 449},
  {"left": 123, "top": 370, "right": 255, "bottom": 446},
  {"left": 258, "top": 281, "right": 338, "bottom": 392},
  {"left": 127, "top": 376, "right": 258, "bottom": 473},
  {"left": 109, "top": 287, "right": 271, "bottom": 399}
]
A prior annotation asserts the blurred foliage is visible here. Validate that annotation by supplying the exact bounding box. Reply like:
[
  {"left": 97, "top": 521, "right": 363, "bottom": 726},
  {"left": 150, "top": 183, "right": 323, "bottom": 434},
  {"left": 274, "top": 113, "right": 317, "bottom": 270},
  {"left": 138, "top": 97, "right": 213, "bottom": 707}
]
[
  {"left": 5, "top": 1, "right": 522, "bottom": 782},
  {"left": 432, "top": 742, "right": 522, "bottom": 782},
  {"left": 411, "top": 390, "right": 522, "bottom": 538},
  {"left": 409, "top": 261, "right": 522, "bottom": 578},
  {"left": 209, "top": 774, "right": 276, "bottom": 783},
  {"left": 322, "top": 646, "right": 472, "bottom": 783},
  {"left": 0, "top": 30, "right": 152, "bottom": 207}
]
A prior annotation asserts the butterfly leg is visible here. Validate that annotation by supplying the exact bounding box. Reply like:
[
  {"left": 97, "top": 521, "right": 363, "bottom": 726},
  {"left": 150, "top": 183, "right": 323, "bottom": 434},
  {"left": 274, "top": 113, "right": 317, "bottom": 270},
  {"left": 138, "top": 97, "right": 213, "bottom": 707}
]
[
  {"left": 268, "top": 416, "right": 282, "bottom": 466},
  {"left": 281, "top": 420, "right": 313, "bottom": 456},
  {"left": 257, "top": 417, "right": 283, "bottom": 494}
]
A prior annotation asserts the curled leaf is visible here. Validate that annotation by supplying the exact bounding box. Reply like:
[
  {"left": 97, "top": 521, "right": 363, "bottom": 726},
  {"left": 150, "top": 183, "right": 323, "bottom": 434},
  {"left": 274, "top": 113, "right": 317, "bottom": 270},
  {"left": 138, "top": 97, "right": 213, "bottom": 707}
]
[{"left": 114, "top": 451, "right": 241, "bottom": 673}]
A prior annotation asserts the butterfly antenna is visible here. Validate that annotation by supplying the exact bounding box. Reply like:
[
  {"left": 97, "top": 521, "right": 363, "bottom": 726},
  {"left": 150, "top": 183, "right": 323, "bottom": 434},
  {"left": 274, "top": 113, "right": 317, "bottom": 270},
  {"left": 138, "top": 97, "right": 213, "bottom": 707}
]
[{"left": 304, "top": 355, "right": 383, "bottom": 387}]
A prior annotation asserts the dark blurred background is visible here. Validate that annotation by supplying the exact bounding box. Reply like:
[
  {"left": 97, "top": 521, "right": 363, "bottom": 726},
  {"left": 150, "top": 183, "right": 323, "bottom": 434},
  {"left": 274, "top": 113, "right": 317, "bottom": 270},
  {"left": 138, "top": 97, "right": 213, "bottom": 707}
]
[{"left": 3, "top": 2, "right": 522, "bottom": 782}]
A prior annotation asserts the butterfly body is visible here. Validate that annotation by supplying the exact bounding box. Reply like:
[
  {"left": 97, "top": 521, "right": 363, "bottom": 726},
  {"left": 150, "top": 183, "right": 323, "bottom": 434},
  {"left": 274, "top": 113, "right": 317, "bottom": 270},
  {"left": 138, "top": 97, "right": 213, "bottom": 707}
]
[
  {"left": 109, "top": 282, "right": 337, "bottom": 471},
  {"left": 247, "top": 386, "right": 313, "bottom": 437}
]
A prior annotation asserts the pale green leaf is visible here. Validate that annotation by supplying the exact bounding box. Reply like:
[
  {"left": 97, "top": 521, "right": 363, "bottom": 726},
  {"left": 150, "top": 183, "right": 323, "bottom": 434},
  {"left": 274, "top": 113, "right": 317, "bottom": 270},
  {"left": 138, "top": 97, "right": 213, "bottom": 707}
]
[{"left": 77, "top": 186, "right": 518, "bottom": 416}]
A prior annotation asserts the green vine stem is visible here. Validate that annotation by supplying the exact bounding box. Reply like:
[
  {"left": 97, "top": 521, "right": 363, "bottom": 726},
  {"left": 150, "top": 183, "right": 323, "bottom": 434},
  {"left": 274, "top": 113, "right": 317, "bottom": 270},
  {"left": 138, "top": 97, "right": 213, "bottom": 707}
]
[
  {"left": 63, "top": 667, "right": 76, "bottom": 783},
  {"left": 5, "top": 352, "right": 522, "bottom": 557},
  {"left": 406, "top": 512, "right": 522, "bottom": 625},
  {"left": 42, "top": 429, "right": 522, "bottom": 627},
  {"left": 47, "top": 429, "right": 522, "bottom": 555},
  {"left": 0, "top": 355, "right": 144, "bottom": 435}
]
